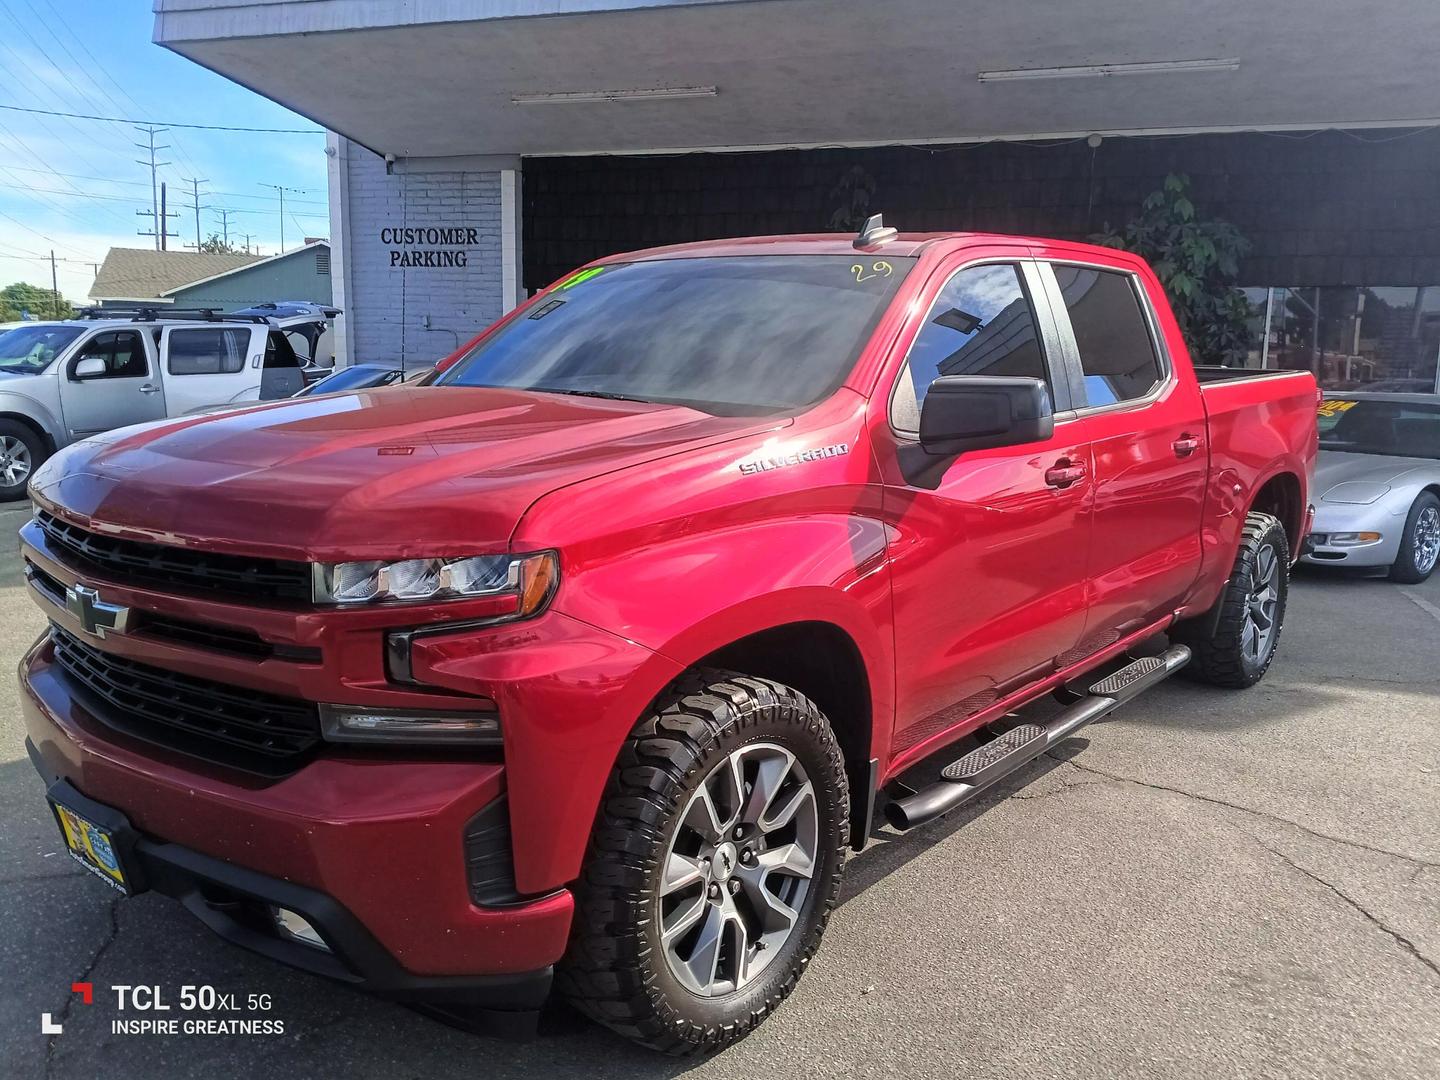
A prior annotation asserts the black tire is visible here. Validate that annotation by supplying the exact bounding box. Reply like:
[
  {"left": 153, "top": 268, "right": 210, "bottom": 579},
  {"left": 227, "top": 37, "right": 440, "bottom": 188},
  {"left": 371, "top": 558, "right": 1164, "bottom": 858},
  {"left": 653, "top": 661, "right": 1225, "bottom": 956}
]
[
  {"left": 557, "top": 670, "right": 849, "bottom": 1054},
  {"left": 1174, "top": 511, "right": 1289, "bottom": 688},
  {"left": 1387, "top": 492, "right": 1440, "bottom": 584},
  {"left": 0, "top": 419, "right": 45, "bottom": 501}
]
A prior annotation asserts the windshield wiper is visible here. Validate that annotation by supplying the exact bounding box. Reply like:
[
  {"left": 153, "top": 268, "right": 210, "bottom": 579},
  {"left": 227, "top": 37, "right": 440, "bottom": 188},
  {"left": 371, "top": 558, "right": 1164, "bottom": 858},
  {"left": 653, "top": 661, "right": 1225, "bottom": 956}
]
[{"left": 529, "top": 386, "right": 655, "bottom": 404}]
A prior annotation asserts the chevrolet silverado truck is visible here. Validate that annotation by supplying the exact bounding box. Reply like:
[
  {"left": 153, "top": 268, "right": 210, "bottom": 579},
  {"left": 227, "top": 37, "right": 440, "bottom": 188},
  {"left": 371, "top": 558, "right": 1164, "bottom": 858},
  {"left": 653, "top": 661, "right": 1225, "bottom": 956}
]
[{"left": 20, "top": 222, "right": 1317, "bottom": 1053}]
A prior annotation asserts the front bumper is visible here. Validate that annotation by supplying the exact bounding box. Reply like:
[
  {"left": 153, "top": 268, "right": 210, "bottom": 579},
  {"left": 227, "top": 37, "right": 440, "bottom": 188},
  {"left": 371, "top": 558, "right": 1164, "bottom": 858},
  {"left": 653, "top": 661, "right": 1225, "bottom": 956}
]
[
  {"left": 31, "top": 760, "right": 552, "bottom": 1026},
  {"left": 1302, "top": 505, "right": 1403, "bottom": 568},
  {"left": 21, "top": 637, "right": 574, "bottom": 984}
]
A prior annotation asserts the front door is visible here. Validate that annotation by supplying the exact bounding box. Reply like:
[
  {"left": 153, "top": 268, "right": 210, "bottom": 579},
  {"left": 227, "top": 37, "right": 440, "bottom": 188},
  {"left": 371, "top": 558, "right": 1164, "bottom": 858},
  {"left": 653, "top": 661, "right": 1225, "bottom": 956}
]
[
  {"left": 877, "top": 256, "right": 1093, "bottom": 760},
  {"left": 59, "top": 329, "right": 166, "bottom": 439},
  {"left": 1039, "top": 260, "right": 1208, "bottom": 638}
]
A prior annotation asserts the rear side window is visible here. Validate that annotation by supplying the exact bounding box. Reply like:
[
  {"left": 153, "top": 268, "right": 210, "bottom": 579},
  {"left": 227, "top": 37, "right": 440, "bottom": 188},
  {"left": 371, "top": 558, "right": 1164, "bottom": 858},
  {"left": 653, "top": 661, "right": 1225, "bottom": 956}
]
[
  {"left": 1052, "top": 266, "right": 1162, "bottom": 407},
  {"left": 264, "top": 331, "right": 300, "bottom": 369},
  {"left": 168, "top": 327, "right": 249, "bottom": 376},
  {"left": 892, "top": 262, "right": 1049, "bottom": 432}
]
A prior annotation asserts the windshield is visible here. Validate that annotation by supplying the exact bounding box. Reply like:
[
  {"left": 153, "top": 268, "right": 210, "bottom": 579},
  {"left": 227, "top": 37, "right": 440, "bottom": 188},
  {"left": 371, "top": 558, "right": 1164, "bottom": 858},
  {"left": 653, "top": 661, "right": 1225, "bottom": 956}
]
[
  {"left": 437, "top": 255, "right": 914, "bottom": 414},
  {"left": 0, "top": 324, "right": 82, "bottom": 374},
  {"left": 1319, "top": 398, "right": 1440, "bottom": 459}
]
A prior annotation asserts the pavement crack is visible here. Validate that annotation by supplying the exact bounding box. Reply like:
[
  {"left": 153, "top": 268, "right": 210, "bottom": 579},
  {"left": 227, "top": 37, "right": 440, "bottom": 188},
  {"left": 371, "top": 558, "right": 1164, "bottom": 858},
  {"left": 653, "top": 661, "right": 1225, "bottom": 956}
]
[
  {"left": 1011, "top": 778, "right": 1103, "bottom": 802},
  {"left": 45, "top": 894, "right": 121, "bottom": 1077},
  {"left": 1049, "top": 753, "right": 1440, "bottom": 871},
  {"left": 1260, "top": 842, "right": 1440, "bottom": 983}
]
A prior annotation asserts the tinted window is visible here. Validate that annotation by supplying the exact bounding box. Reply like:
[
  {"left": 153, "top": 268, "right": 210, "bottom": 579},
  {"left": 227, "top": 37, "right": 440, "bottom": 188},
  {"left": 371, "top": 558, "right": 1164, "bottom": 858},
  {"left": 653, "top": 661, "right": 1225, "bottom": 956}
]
[
  {"left": 1053, "top": 267, "right": 1162, "bottom": 406},
  {"left": 0, "top": 324, "right": 82, "bottom": 374},
  {"left": 264, "top": 331, "right": 300, "bottom": 369},
  {"left": 1320, "top": 399, "right": 1440, "bottom": 459},
  {"left": 74, "top": 331, "right": 147, "bottom": 379},
  {"left": 892, "top": 263, "right": 1048, "bottom": 431},
  {"left": 439, "top": 256, "right": 914, "bottom": 414},
  {"left": 168, "top": 327, "right": 249, "bottom": 375}
]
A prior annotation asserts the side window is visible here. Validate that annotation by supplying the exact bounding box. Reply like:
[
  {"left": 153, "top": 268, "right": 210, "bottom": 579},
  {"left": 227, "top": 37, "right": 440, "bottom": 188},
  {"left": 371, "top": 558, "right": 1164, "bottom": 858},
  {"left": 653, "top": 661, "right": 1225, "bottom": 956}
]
[
  {"left": 264, "top": 331, "right": 300, "bottom": 369},
  {"left": 892, "top": 262, "right": 1049, "bottom": 432},
  {"left": 168, "top": 327, "right": 249, "bottom": 376},
  {"left": 71, "top": 331, "right": 148, "bottom": 379},
  {"left": 1052, "top": 266, "right": 1163, "bottom": 407}
]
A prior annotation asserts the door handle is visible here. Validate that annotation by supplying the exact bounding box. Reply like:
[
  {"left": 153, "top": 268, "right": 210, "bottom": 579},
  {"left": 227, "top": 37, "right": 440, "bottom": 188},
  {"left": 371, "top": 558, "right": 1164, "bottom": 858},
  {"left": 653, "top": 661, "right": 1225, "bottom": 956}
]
[
  {"left": 138, "top": 384, "right": 160, "bottom": 394},
  {"left": 1044, "top": 459, "right": 1087, "bottom": 489},
  {"left": 1172, "top": 434, "right": 1201, "bottom": 457}
]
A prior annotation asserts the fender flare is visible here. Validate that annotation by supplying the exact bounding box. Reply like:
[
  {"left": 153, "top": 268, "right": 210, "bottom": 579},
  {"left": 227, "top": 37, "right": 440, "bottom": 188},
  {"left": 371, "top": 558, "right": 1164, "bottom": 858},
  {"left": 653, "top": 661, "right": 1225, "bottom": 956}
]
[{"left": 0, "top": 393, "right": 65, "bottom": 450}]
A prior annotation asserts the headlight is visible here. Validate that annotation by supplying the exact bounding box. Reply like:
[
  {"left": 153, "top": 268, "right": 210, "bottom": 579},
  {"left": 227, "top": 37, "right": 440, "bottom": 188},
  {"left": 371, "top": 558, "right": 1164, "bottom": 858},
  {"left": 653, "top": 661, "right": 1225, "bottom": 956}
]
[
  {"left": 320, "top": 703, "right": 502, "bottom": 745},
  {"left": 313, "top": 551, "right": 558, "bottom": 612}
]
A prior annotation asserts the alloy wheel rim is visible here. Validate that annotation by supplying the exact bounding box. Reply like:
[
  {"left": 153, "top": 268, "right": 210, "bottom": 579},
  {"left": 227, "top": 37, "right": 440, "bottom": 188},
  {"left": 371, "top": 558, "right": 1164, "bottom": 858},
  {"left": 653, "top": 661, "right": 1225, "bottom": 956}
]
[
  {"left": 0, "top": 436, "right": 31, "bottom": 488},
  {"left": 1415, "top": 506, "right": 1440, "bottom": 574},
  {"left": 1241, "top": 542, "right": 1280, "bottom": 667},
  {"left": 658, "top": 741, "right": 819, "bottom": 997}
]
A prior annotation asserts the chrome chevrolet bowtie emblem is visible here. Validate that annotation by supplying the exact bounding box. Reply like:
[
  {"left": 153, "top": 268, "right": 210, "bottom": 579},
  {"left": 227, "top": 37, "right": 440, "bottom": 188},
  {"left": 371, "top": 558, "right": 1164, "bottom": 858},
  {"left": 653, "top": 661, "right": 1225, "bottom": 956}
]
[{"left": 65, "top": 584, "right": 130, "bottom": 639}]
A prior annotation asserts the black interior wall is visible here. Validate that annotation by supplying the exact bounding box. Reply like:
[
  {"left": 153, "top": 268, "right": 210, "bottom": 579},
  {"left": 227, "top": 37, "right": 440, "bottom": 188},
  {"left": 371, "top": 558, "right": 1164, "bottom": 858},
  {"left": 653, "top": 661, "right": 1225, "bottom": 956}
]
[{"left": 522, "top": 128, "right": 1440, "bottom": 293}]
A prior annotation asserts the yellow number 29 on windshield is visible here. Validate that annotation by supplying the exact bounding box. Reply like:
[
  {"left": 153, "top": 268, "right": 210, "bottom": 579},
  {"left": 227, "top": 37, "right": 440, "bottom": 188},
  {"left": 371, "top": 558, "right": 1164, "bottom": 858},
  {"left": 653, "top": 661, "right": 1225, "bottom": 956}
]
[{"left": 851, "top": 261, "right": 894, "bottom": 283}]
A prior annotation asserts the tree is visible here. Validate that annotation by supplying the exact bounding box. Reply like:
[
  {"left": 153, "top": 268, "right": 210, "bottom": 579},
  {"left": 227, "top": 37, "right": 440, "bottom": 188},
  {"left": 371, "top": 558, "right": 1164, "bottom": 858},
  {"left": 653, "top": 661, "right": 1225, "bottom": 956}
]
[
  {"left": 0, "top": 281, "right": 72, "bottom": 321},
  {"left": 1094, "top": 173, "right": 1252, "bottom": 365},
  {"left": 195, "top": 233, "right": 239, "bottom": 254}
]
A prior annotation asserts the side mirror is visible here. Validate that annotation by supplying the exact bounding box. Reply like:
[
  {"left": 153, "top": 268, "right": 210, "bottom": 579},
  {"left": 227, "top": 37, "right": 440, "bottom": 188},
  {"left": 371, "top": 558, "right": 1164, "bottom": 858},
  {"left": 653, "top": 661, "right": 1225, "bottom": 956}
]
[
  {"left": 919, "top": 375, "right": 1054, "bottom": 456},
  {"left": 72, "top": 356, "right": 107, "bottom": 380}
]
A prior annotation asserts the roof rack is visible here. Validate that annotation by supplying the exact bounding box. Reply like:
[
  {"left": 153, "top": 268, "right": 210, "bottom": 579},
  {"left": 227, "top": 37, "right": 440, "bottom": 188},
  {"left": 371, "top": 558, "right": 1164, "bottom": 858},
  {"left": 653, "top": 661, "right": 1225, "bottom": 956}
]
[
  {"left": 74, "top": 306, "right": 272, "bottom": 325},
  {"left": 854, "top": 213, "right": 899, "bottom": 249}
]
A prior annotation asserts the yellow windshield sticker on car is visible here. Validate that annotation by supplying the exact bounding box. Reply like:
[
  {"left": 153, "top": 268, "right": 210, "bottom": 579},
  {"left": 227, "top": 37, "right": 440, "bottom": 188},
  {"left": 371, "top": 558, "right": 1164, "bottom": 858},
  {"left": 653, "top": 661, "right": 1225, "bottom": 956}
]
[
  {"left": 557, "top": 267, "right": 605, "bottom": 290},
  {"left": 850, "top": 260, "right": 894, "bottom": 283},
  {"left": 1318, "top": 400, "right": 1357, "bottom": 417}
]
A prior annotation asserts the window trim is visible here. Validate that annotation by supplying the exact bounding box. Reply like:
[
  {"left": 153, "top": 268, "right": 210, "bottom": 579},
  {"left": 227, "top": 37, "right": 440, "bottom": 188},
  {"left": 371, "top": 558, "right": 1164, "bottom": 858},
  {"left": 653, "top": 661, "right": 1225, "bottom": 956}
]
[
  {"left": 1037, "top": 260, "right": 1173, "bottom": 416},
  {"left": 886, "top": 256, "right": 1072, "bottom": 439}
]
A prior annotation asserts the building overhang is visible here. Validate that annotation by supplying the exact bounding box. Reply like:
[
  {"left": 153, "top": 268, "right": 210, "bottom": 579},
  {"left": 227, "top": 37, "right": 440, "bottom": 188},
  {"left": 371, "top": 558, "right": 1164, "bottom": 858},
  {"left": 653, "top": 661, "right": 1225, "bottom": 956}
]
[{"left": 155, "top": 0, "right": 1440, "bottom": 159}]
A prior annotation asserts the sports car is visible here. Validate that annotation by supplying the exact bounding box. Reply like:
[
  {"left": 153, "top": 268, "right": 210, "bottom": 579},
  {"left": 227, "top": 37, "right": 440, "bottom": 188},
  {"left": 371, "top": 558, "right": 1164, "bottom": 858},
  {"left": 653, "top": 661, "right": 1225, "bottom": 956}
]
[{"left": 1304, "top": 392, "right": 1440, "bottom": 582}]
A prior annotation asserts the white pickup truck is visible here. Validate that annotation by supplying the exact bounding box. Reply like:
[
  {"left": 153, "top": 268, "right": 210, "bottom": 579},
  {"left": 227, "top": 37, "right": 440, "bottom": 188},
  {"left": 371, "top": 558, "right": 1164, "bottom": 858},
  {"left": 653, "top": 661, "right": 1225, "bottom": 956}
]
[{"left": 0, "top": 310, "right": 313, "bottom": 499}]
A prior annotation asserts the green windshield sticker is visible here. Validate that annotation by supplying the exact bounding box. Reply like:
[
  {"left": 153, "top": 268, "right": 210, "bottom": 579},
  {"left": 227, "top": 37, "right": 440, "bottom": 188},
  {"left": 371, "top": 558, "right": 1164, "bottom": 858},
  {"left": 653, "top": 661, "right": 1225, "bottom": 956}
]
[{"left": 558, "top": 267, "right": 606, "bottom": 290}]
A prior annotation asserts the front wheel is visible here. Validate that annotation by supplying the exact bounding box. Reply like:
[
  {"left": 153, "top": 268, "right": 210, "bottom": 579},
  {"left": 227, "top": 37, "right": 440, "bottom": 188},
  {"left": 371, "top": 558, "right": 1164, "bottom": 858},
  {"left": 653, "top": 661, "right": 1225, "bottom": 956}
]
[
  {"left": 558, "top": 670, "right": 849, "bottom": 1054},
  {"left": 1174, "top": 511, "right": 1290, "bottom": 688},
  {"left": 0, "top": 420, "right": 45, "bottom": 501},
  {"left": 1388, "top": 492, "right": 1440, "bottom": 584}
]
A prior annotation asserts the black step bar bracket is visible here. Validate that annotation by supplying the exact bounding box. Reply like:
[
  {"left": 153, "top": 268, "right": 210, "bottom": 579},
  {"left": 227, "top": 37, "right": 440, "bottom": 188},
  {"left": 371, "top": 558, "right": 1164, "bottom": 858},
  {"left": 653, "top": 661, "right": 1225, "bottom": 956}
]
[{"left": 885, "top": 645, "right": 1190, "bottom": 831}]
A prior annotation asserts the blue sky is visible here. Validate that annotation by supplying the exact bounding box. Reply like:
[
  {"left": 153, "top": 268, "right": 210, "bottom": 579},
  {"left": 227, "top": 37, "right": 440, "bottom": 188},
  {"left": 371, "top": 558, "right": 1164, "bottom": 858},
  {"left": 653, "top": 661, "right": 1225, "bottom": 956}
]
[{"left": 0, "top": 0, "right": 329, "bottom": 302}]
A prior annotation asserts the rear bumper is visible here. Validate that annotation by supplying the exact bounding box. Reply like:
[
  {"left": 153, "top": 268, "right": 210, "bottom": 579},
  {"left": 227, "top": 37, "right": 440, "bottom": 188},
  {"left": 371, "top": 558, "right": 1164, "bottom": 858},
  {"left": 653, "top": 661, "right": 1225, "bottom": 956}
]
[
  {"left": 20, "top": 636, "right": 574, "bottom": 982},
  {"left": 31, "top": 759, "right": 551, "bottom": 1020}
]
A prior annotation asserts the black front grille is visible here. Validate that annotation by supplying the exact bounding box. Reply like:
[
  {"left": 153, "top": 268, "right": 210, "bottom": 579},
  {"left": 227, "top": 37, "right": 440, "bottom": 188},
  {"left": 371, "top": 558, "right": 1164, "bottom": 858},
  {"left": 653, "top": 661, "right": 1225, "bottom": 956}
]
[
  {"left": 49, "top": 625, "right": 321, "bottom": 776},
  {"left": 37, "top": 511, "right": 312, "bottom": 604}
]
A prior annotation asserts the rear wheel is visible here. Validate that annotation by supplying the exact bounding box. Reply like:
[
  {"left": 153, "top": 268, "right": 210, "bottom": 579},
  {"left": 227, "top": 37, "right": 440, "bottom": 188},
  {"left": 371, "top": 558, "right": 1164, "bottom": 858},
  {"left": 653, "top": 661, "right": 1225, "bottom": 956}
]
[
  {"left": 1388, "top": 492, "right": 1440, "bottom": 584},
  {"left": 1174, "top": 511, "right": 1289, "bottom": 688},
  {"left": 0, "top": 420, "right": 45, "bottom": 501},
  {"left": 558, "top": 670, "right": 849, "bottom": 1054}
]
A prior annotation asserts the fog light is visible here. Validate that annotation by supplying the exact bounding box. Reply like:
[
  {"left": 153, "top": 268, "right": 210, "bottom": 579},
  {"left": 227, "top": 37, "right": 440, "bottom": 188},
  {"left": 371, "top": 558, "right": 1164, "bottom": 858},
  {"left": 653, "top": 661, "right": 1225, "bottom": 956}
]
[
  {"left": 1328, "top": 532, "right": 1382, "bottom": 547},
  {"left": 270, "top": 906, "right": 329, "bottom": 951}
]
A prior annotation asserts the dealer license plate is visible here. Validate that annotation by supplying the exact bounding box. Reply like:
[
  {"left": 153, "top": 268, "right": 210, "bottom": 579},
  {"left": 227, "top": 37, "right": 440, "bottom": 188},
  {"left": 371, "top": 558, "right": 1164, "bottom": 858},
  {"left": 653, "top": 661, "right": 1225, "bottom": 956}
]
[{"left": 51, "top": 798, "right": 131, "bottom": 894}]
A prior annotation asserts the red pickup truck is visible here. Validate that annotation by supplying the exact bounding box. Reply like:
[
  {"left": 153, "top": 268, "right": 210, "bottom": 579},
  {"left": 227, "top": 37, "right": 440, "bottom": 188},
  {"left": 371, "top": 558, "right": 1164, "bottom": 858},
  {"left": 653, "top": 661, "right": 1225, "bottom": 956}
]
[{"left": 20, "top": 224, "right": 1317, "bottom": 1053}]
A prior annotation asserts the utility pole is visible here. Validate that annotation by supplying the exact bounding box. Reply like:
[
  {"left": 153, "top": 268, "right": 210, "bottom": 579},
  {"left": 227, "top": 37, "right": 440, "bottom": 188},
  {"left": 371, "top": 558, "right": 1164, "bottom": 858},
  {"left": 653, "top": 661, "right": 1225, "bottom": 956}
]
[
  {"left": 133, "top": 125, "right": 172, "bottom": 251},
  {"left": 49, "top": 250, "right": 59, "bottom": 318},
  {"left": 181, "top": 177, "right": 208, "bottom": 249},
  {"left": 259, "top": 184, "right": 306, "bottom": 254},
  {"left": 214, "top": 208, "right": 237, "bottom": 248},
  {"left": 241, "top": 232, "right": 255, "bottom": 255}
]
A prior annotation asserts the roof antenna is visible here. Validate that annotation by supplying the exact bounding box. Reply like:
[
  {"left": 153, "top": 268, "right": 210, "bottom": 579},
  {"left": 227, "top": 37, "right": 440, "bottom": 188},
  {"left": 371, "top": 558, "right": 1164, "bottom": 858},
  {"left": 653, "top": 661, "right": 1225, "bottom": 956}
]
[{"left": 854, "top": 213, "right": 898, "bottom": 249}]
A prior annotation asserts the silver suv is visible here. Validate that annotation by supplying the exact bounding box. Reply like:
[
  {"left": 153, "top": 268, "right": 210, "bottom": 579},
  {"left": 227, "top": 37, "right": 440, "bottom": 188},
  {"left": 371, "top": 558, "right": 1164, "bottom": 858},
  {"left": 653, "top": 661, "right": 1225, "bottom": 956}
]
[{"left": 0, "top": 309, "right": 316, "bottom": 499}]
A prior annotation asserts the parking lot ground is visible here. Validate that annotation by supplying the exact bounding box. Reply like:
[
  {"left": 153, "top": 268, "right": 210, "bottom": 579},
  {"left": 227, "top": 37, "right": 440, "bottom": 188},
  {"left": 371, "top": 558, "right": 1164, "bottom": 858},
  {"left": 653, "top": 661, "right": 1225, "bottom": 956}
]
[{"left": 1, "top": 499, "right": 1437, "bottom": 1079}]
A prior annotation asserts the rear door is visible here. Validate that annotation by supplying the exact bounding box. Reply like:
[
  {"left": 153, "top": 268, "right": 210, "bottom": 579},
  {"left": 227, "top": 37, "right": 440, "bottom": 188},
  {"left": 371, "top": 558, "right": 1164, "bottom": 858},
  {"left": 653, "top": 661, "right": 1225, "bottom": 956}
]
[
  {"left": 875, "top": 251, "right": 1093, "bottom": 760},
  {"left": 259, "top": 330, "right": 306, "bottom": 399},
  {"left": 158, "top": 324, "right": 264, "bottom": 415},
  {"left": 1036, "top": 258, "right": 1208, "bottom": 641},
  {"left": 58, "top": 328, "right": 166, "bottom": 439}
]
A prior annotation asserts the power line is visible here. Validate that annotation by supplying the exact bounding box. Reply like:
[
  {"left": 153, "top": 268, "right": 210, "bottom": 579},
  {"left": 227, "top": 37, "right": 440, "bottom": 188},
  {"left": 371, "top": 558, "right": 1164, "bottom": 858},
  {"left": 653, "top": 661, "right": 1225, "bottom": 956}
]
[
  {"left": 0, "top": 166, "right": 330, "bottom": 205},
  {"left": 0, "top": 102, "right": 324, "bottom": 134}
]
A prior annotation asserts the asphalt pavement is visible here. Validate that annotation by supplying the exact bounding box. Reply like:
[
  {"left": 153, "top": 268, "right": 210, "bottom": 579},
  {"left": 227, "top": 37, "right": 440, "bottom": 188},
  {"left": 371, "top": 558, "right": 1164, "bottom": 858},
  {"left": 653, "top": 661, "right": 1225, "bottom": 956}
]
[{"left": 1, "top": 498, "right": 1436, "bottom": 1079}]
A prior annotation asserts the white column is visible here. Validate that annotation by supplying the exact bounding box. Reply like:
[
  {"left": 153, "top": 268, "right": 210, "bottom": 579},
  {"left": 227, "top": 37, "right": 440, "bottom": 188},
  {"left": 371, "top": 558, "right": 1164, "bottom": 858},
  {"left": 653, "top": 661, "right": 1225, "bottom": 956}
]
[
  {"left": 324, "top": 131, "right": 355, "bottom": 367},
  {"left": 499, "top": 167, "right": 523, "bottom": 313}
]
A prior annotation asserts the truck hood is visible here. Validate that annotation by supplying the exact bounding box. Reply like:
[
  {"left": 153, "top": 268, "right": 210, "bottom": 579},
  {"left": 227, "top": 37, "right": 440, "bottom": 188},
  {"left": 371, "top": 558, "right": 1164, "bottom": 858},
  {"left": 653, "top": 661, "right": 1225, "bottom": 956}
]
[{"left": 33, "top": 386, "right": 781, "bottom": 562}]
